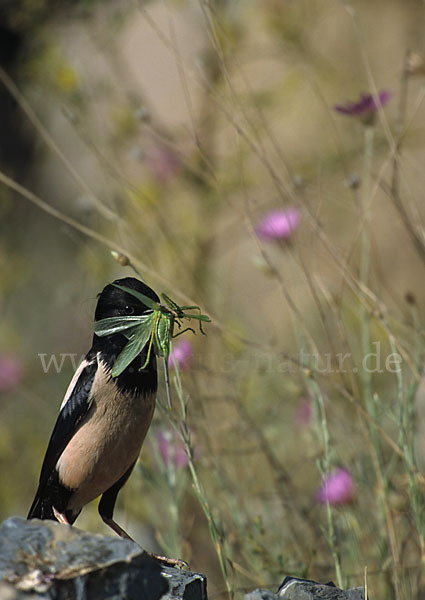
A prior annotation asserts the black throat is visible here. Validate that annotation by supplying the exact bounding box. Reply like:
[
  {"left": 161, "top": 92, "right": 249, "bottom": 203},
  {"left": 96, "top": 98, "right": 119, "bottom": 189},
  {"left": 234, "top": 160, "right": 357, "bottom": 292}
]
[{"left": 90, "top": 333, "right": 157, "bottom": 397}]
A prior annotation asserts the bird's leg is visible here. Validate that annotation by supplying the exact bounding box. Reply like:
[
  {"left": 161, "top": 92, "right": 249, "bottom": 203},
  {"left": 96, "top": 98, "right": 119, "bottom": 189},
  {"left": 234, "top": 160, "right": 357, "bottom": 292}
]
[
  {"left": 98, "top": 466, "right": 138, "bottom": 542},
  {"left": 101, "top": 515, "right": 189, "bottom": 569},
  {"left": 99, "top": 468, "right": 189, "bottom": 570},
  {"left": 101, "top": 515, "right": 135, "bottom": 541},
  {"left": 53, "top": 506, "right": 70, "bottom": 525}
]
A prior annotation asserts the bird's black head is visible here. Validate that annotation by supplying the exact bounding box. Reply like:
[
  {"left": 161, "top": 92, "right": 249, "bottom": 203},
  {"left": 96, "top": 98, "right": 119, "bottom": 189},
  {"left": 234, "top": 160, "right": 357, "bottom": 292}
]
[
  {"left": 92, "top": 278, "right": 159, "bottom": 395},
  {"left": 94, "top": 277, "right": 160, "bottom": 322}
]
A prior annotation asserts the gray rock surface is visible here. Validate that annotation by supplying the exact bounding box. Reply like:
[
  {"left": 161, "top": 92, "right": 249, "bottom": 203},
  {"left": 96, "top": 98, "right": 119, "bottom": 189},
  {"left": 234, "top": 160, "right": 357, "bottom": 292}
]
[
  {"left": 244, "top": 578, "right": 366, "bottom": 600},
  {"left": 276, "top": 577, "right": 365, "bottom": 600},
  {"left": 0, "top": 517, "right": 207, "bottom": 600},
  {"left": 0, "top": 518, "right": 367, "bottom": 600},
  {"left": 244, "top": 590, "right": 280, "bottom": 600}
]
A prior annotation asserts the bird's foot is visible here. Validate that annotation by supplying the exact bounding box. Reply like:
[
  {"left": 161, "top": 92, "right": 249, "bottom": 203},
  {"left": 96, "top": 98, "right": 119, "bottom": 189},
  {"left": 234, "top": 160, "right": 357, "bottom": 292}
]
[
  {"left": 53, "top": 507, "right": 70, "bottom": 525},
  {"left": 149, "top": 553, "right": 189, "bottom": 571}
]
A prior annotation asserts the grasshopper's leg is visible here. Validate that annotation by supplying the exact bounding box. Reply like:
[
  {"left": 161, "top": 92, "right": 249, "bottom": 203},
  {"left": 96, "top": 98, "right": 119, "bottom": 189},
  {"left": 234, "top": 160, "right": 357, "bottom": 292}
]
[
  {"left": 172, "top": 327, "right": 196, "bottom": 338},
  {"left": 140, "top": 313, "right": 159, "bottom": 370},
  {"left": 177, "top": 305, "right": 202, "bottom": 311},
  {"left": 160, "top": 294, "right": 181, "bottom": 313},
  {"left": 180, "top": 307, "right": 209, "bottom": 335}
]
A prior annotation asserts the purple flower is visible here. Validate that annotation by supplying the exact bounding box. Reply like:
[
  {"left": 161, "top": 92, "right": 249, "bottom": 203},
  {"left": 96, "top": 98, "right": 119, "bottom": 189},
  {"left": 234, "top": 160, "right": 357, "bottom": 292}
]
[
  {"left": 0, "top": 356, "right": 22, "bottom": 391},
  {"left": 256, "top": 207, "right": 301, "bottom": 241},
  {"left": 169, "top": 339, "right": 193, "bottom": 370},
  {"left": 334, "top": 90, "right": 391, "bottom": 122},
  {"left": 147, "top": 145, "right": 180, "bottom": 182},
  {"left": 156, "top": 428, "right": 189, "bottom": 469},
  {"left": 316, "top": 468, "right": 356, "bottom": 506}
]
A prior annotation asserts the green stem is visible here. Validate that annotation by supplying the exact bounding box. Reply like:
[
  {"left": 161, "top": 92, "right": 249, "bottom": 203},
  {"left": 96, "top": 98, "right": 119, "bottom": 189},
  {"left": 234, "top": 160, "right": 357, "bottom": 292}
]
[
  {"left": 171, "top": 358, "right": 233, "bottom": 597},
  {"left": 360, "top": 125, "right": 375, "bottom": 433},
  {"left": 308, "top": 377, "right": 343, "bottom": 588},
  {"left": 386, "top": 313, "right": 425, "bottom": 572},
  {"left": 360, "top": 125, "right": 400, "bottom": 594}
]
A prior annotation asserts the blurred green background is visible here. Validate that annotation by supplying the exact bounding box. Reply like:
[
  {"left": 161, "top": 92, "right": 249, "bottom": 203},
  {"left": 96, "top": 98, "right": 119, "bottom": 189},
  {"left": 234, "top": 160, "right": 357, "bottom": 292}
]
[{"left": 2, "top": 0, "right": 425, "bottom": 598}]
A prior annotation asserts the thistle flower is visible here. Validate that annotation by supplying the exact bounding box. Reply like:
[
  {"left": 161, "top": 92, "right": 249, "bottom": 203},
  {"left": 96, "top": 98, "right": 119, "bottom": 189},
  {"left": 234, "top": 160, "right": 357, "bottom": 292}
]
[
  {"left": 316, "top": 467, "right": 356, "bottom": 506},
  {"left": 333, "top": 90, "right": 391, "bottom": 125},
  {"left": 256, "top": 207, "right": 301, "bottom": 241},
  {"left": 169, "top": 339, "right": 193, "bottom": 370},
  {"left": 0, "top": 356, "right": 22, "bottom": 391},
  {"left": 156, "top": 428, "right": 189, "bottom": 469}
]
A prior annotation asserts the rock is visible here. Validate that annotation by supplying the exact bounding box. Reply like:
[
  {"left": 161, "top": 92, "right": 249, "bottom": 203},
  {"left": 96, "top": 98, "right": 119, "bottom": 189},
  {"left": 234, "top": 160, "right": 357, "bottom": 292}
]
[
  {"left": 243, "top": 577, "right": 366, "bottom": 600},
  {"left": 0, "top": 518, "right": 367, "bottom": 600},
  {"left": 277, "top": 577, "right": 366, "bottom": 600},
  {"left": 0, "top": 517, "right": 207, "bottom": 600},
  {"left": 245, "top": 590, "right": 279, "bottom": 600}
]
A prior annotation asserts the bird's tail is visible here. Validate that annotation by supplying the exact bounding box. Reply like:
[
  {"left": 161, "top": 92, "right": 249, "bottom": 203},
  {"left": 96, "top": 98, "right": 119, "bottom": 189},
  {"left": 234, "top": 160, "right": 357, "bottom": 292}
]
[{"left": 27, "top": 492, "right": 55, "bottom": 520}]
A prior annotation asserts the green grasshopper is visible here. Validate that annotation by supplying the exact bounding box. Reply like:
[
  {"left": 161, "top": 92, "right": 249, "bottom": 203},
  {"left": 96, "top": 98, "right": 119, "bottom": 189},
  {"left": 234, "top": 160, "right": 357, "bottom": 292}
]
[{"left": 94, "top": 284, "right": 210, "bottom": 407}]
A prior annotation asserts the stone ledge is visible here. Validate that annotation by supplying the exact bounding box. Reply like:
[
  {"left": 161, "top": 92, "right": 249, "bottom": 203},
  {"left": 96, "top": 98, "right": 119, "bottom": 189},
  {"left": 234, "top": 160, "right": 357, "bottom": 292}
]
[
  {"left": 0, "top": 518, "right": 366, "bottom": 600},
  {"left": 0, "top": 517, "right": 206, "bottom": 600}
]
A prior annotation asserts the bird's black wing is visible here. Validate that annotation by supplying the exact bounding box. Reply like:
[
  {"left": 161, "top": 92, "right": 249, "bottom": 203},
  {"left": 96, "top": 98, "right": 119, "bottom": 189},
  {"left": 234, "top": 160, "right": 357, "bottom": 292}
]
[{"left": 27, "top": 353, "right": 98, "bottom": 518}]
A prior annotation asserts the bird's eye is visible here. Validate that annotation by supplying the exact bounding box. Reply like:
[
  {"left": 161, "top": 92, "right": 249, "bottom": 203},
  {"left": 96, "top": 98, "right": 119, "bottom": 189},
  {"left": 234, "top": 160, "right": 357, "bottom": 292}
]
[{"left": 124, "top": 305, "right": 135, "bottom": 315}]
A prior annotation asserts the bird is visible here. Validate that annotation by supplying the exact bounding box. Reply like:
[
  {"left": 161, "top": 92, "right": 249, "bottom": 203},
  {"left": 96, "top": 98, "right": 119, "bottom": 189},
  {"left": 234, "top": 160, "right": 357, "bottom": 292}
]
[{"left": 28, "top": 277, "right": 160, "bottom": 542}]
